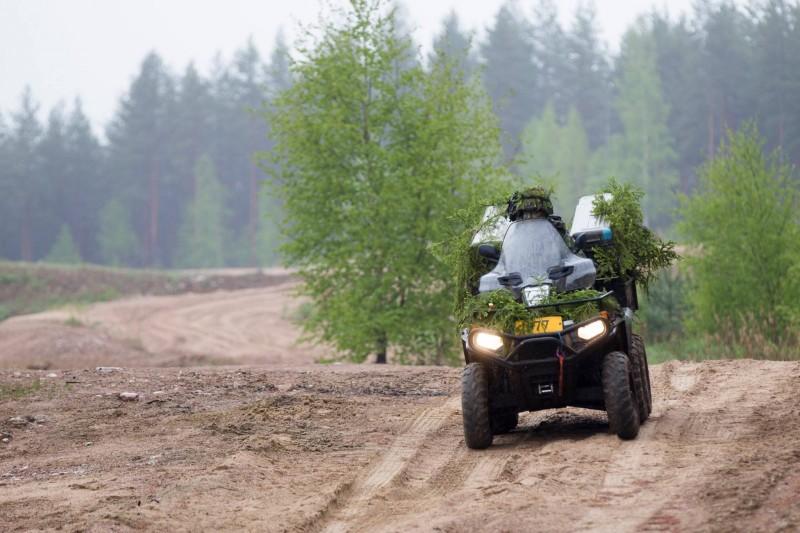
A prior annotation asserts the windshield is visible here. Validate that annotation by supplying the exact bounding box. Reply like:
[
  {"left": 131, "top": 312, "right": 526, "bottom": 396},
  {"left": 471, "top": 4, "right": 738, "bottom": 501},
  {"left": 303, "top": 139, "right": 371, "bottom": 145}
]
[
  {"left": 478, "top": 218, "right": 596, "bottom": 293},
  {"left": 499, "top": 219, "right": 570, "bottom": 281}
]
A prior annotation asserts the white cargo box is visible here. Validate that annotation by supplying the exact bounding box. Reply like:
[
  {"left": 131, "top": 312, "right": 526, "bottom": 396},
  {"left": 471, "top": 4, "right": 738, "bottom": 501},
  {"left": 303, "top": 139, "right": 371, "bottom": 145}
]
[{"left": 570, "top": 194, "right": 612, "bottom": 237}]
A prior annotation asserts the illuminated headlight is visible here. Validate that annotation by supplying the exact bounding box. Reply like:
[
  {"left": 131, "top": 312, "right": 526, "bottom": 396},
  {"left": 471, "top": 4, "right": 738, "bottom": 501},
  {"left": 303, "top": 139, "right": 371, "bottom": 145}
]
[
  {"left": 473, "top": 331, "right": 504, "bottom": 352},
  {"left": 576, "top": 319, "right": 607, "bottom": 341}
]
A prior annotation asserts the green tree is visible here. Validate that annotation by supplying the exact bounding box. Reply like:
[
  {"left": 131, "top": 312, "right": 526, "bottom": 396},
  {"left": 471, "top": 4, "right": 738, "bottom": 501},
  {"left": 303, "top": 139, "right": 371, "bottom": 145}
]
[
  {"left": 0, "top": 112, "right": 11, "bottom": 258},
  {"left": 752, "top": 0, "right": 800, "bottom": 160},
  {"left": 253, "top": 192, "right": 281, "bottom": 267},
  {"left": 37, "top": 106, "right": 67, "bottom": 257},
  {"left": 518, "top": 103, "right": 560, "bottom": 184},
  {"left": 211, "top": 39, "right": 270, "bottom": 267},
  {"left": 267, "top": 31, "right": 293, "bottom": 97},
  {"left": 697, "top": 2, "right": 755, "bottom": 158},
  {"left": 481, "top": 2, "right": 539, "bottom": 157},
  {"left": 255, "top": 32, "right": 294, "bottom": 268},
  {"left": 649, "top": 11, "right": 705, "bottom": 194},
  {"left": 531, "top": 1, "right": 567, "bottom": 117},
  {"left": 518, "top": 104, "right": 589, "bottom": 217},
  {"left": 599, "top": 24, "right": 678, "bottom": 231},
  {"left": 561, "top": 3, "right": 613, "bottom": 149},
  {"left": 45, "top": 224, "right": 82, "bottom": 264},
  {"left": 555, "top": 107, "right": 591, "bottom": 215},
  {"left": 5, "top": 88, "right": 44, "bottom": 261},
  {"left": 97, "top": 198, "right": 138, "bottom": 267},
  {"left": 63, "top": 99, "right": 106, "bottom": 262},
  {"left": 267, "top": 0, "right": 505, "bottom": 364},
  {"left": 430, "top": 11, "right": 477, "bottom": 79},
  {"left": 106, "top": 52, "right": 175, "bottom": 266},
  {"left": 175, "top": 156, "right": 226, "bottom": 268},
  {"left": 680, "top": 125, "right": 800, "bottom": 339}
]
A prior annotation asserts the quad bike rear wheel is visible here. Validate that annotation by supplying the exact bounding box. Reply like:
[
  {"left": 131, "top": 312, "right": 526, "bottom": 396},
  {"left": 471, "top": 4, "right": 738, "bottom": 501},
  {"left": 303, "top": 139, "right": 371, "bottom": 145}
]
[
  {"left": 462, "top": 363, "right": 493, "bottom": 449},
  {"left": 602, "top": 351, "right": 640, "bottom": 440},
  {"left": 631, "top": 334, "right": 652, "bottom": 416},
  {"left": 627, "top": 337, "right": 650, "bottom": 424}
]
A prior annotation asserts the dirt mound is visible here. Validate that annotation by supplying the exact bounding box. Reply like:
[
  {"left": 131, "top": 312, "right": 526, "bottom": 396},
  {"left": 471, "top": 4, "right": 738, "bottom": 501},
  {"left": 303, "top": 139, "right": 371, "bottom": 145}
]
[
  {"left": 0, "top": 321, "right": 149, "bottom": 370},
  {"left": 1, "top": 360, "right": 798, "bottom": 531}
]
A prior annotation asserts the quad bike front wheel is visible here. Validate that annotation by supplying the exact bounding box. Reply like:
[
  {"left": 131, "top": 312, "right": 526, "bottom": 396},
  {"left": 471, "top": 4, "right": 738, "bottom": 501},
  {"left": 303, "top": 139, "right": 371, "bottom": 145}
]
[
  {"left": 602, "top": 351, "right": 641, "bottom": 440},
  {"left": 462, "top": 363, "right": 493, "bottom": 449}
]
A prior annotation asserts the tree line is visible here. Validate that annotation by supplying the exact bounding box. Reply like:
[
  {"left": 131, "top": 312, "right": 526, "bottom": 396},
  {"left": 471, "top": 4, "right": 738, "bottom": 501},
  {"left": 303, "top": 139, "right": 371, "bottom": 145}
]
[
  {"left": 477, "top": 0, "right": 800, "bottom": 231},
  {"left": 1, "top": 0, "right": 799, "bottom": 268},
  {"left": 0, "top": 37, "right": 289, "bottom": 267}
]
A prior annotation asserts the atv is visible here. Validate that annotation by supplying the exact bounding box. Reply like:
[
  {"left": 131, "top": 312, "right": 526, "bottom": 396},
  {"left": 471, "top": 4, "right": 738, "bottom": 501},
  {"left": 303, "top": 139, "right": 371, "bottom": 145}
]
[{"left": 460, "top": 191, "right": 652, "bottom": 449}]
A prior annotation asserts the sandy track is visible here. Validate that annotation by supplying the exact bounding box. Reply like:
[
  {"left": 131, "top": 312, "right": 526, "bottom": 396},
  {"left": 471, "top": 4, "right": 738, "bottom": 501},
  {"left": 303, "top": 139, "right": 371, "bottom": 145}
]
[
  {"left": 0, "top": 282, "right": 327, "bottom": 368},
  {"left": 1, "top": 360, "right": 797, "bottom": 531},
  {"left": 74, "top": 284, "right": 323, "bottom": 364},
  {"left": 305, "top": 360, "right": 800, "bottom": 533}
]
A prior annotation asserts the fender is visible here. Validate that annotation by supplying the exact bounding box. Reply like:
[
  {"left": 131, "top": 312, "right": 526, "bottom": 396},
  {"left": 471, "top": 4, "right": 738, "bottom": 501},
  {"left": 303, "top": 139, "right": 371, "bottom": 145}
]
[{"left": 620, "top": 307, "right": 635, "bottom": 354}]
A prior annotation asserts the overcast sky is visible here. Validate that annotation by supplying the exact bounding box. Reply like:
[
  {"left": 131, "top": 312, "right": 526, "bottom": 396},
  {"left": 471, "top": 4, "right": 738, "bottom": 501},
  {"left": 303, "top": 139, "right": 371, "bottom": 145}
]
[{"left": 1, "top": 0, "right": 695, "bottom": 132}]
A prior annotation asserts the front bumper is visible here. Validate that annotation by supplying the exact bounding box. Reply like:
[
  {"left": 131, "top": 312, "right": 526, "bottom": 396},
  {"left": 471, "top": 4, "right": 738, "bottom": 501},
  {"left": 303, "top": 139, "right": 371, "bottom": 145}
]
[
  {"left": 465, "top": 316, "right": 619, "bottom": 368},
  {"left": 463, "top": 317, "right": 624, "bottom": 410}
]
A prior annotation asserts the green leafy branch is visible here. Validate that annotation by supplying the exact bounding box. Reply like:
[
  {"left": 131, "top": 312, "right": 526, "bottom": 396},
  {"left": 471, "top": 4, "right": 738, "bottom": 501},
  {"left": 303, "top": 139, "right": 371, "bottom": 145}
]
[{"left": 592, "top": 179, "right": 678, "bottom": 289}]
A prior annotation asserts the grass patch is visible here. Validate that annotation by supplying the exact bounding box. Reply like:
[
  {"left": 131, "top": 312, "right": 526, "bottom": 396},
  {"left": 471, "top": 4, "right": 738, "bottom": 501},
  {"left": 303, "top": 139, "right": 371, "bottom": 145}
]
[
  {"left": 0, "top": 260, "right": 286, "bottom": 323},
  {"left": 0, "top": 379, "right": 41, "bottom": 400},
  {"left": 64, "top": 315, "right": 84, "bottom": 327},
  {"left": 0, "top": 289, "right": 121, "bottom": 323},
  {"left": 646, "top": 331, "right": 800, "bottom": 363},
  {"left": 0, "top": 271, "right": 31, "bottom": 285},
  {"left": 646, "top": 343, "right": 680, "bottom": 364},
  {"left": 0, "top": 262, "right": 132, "bottom": 322},
  {"left": 287, "top": 301, "right": 314, "bottom": 325},
  {"left": 647, "top": 337, "right": 719, "bottom": 363},
  {"left": 44, "top": 288, "right": 122, "bottom": 311},
  {"left": 123, "top": 337, "right": 147, "bottom": 353}
]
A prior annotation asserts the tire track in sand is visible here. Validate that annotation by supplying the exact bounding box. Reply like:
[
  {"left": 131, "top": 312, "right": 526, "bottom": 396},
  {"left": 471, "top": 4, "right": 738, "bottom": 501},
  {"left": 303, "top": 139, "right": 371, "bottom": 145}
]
[
  {"left": 575, "top": 361, "right": 791, "bottom": 532},
  {"left": 309, "top": 361, "right": 800, "bottom": 533},
  {"left": 36, "top": 283, "right": 328, "bottom": 365},
  {"left": 314, "top": 400, "right": 541, "bottom": 533},
  {"left": 314, "top": 396, "right": 462, "bottom": 533}
]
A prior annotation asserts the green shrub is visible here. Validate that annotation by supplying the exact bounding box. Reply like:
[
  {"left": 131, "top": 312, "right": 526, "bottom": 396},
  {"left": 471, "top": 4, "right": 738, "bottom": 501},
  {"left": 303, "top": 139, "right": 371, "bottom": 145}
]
[
  {"left": 592, "top": 179, "right": 678, "bottom": 289},
  {"left": 679, "top": 124, "right": 800, "bottom": 342},
  {"left": 638, "top": 269, "right": 688, "bottom": 342},
  {"left": 459, "top": 288, "right": 616, "bottom": 333},
  {"left": 45, "top": 225, "right": 83, "bottom": 264}
]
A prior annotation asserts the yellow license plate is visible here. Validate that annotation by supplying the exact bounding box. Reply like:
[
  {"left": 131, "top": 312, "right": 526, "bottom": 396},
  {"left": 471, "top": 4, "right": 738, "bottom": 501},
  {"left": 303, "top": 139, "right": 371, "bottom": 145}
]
[{"left": 515, "top": 316, "right": 563, "bottom": 335}]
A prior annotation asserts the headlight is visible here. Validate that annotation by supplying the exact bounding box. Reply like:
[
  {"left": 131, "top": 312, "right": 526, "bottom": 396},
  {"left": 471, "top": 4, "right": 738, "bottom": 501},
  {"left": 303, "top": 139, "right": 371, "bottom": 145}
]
[
  {"left": 576, "top": 319, "right": 607, "bottom": 341},
  {"left": 472, "top": 331, "right": 504, "bottom": 352}
]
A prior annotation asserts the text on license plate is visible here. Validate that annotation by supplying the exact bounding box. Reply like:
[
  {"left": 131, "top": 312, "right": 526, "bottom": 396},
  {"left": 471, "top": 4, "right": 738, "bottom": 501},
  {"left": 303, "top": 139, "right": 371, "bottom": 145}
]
[{"left": 515, "top": 316, "right": 563, "bottom": 335}]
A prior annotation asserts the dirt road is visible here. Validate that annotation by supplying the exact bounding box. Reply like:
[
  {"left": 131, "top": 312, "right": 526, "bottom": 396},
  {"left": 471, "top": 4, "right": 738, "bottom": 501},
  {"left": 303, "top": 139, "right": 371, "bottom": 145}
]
[
  {"left": 1, "top": 280, "right": 799, "bottom": 531},
  {"left": 1, "top": 361, "right": 798, "bottom": 532},
  {"left": 0, "top": 281, "right": 328, "bottom": 369}
]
